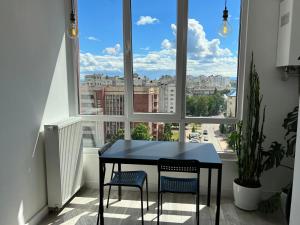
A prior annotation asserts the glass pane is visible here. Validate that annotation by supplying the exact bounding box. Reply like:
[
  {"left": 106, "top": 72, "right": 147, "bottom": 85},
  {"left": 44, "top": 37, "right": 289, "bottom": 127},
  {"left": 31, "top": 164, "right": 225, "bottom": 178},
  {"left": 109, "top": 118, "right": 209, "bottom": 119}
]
[
  {"left": 186, "top": 0, "right": 240, "bottom": 118},
  {"left": 185, "top": 123, "right": 234, "bottom": 153},
  {"left": 130, "top": 122, "right": 179, "bottom": 141},
  {"left": 82, "top": 121, "right": 124, "bottom": 148},
  {"left": 131, "top": 0, "right": 177, "bottom": 113},
  {"left": 78, "top": 0, "right": 124, "bottom": 115}
]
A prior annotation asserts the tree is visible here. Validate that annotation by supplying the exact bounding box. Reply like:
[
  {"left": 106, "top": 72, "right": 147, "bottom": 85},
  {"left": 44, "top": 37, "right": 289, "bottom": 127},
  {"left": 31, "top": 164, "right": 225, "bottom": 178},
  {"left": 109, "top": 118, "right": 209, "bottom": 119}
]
[
  {"left": 162, "top": 123, "right": 173, "bottom": 141},
  {"left": 192, "top": 125, "right": 196, "bottom": 133},
  {"left": 131, "top": 123, "right": 151, "bottom": 140},
  {"left": 219, "top": 124, "right": 226, "bottom": 134},
  {"left": 108, "top": 128, "right": 124, "bottom": 143}
]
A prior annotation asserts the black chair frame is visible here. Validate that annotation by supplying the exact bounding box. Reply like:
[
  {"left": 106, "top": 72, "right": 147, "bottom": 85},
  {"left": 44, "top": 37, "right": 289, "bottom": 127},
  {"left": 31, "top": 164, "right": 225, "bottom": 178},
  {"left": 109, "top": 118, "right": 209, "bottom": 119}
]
[
  {"left": 157, "top": 158, "right": 200, "bottom": 225},
  {"left": 97, "top": 143, "right": 149, "bottom": 225}
]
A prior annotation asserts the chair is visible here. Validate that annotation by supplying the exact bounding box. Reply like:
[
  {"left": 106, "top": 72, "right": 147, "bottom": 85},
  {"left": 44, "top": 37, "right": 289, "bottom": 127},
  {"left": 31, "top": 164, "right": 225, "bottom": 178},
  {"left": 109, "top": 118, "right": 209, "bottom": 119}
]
[
  {"left": 157, "top": 158, "right": 200, "bottom": 225},
  {"left": 97, "top": 142, "right": 149, "bottom": 225}
]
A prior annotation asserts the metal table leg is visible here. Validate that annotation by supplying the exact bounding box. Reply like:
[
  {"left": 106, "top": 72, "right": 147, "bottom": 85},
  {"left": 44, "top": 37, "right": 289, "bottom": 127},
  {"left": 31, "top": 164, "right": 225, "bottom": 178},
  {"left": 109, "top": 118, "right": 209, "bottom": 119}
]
[
  {"left": 215, "top": 167, "right": 222, "bottom": 225},
  {"left": 207, "top": 168, "right": 212, "bottom": 206},
  {"left": 97, "top": 160, "right": 105, "bottom": 225},
  {"left": 118, "top": 163, "right": 122, "bottom": 201}
]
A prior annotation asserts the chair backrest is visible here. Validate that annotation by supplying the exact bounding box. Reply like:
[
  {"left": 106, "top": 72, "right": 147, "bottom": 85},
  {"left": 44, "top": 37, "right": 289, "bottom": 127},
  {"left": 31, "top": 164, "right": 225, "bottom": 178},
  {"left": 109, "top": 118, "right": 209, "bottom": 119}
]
[
  {"left": 158, "top": 158, "right": 199, "bottom": 173},
  {"left": 98, "top": 142, "right": 113, "bottom": 157}
]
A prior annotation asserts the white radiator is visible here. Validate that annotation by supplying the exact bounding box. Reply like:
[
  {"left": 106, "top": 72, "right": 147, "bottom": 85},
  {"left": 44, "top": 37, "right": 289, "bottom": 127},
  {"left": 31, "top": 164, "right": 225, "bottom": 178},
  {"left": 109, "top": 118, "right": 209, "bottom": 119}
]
[{"left": 44, "top": 117, "right": 83, "bottom": 210}]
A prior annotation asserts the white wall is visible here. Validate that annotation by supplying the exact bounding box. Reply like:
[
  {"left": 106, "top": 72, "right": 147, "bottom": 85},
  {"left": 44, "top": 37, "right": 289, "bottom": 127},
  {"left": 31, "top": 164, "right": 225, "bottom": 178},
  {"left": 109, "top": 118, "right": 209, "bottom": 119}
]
[
  {"left": 0, "top": 0, "right": 70, "bottom": 224},
  {"left": 290, "top": 99, "right": 300, "bottom": 225},
  {"left": 243, "top": 0, "right": 298, "bottom": 193}
]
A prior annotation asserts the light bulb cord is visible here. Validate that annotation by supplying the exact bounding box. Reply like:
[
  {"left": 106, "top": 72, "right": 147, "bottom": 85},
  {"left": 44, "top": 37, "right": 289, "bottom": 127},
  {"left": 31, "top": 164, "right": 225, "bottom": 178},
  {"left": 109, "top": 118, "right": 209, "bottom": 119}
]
[{"left": 70, "top": 0, "right": 76, "bottom": 21}]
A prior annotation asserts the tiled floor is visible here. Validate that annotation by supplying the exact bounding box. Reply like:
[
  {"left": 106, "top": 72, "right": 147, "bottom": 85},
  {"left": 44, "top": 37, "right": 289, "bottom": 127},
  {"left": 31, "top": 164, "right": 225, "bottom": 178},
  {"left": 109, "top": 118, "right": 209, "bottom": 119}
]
[{"left": 40, "top": 188, "right": 286, "bottom": 225}]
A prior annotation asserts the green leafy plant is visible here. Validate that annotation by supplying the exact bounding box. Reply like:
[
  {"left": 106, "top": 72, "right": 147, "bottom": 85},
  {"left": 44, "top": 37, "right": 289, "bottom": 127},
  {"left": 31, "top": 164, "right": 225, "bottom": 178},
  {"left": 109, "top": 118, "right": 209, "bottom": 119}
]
[
  {"left": 162, "top": 123, "right": 173, "bottom": 141},
  {"left": 229, "top": 53, "right": 285, "bottom": 188},
  {"left": 108, "top": 128, "right": 125, "bottom": 143},
  {"left": 192, "top": 125, "right": 196, "bottom": 133},
  {"left": 131, "top": 123, "right": 152, "bottom": 140},
  {"left": 283, "top": 106, "right": 298, "bottom": 158}
]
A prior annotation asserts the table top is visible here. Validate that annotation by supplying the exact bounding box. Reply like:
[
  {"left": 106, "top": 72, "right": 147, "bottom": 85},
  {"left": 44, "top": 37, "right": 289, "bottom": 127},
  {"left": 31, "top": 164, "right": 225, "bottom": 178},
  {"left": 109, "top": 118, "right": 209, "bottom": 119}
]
[{"left": 100, "top": 140, "right": 222, "bottom": 168}]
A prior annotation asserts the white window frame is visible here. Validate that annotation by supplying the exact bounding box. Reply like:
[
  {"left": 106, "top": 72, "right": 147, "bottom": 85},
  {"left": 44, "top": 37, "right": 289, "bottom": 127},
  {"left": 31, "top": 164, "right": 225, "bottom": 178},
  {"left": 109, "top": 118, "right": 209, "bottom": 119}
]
[{"left": 75, "top": 0, "right": 249, "bottom": 148}]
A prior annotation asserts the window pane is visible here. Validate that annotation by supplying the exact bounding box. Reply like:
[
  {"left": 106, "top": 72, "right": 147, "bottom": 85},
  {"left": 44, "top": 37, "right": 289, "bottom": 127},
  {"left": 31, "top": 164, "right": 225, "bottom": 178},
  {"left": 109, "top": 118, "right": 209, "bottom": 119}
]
[
  {"left": 131, "top": 0, "right": 177, "bottom": 113},
  {"left": 130, "top": 122, "right": 179, "bottom": 141},
  {"left": 78, "top": 0, "right": 124, "bottom": 115},
  {"left": 82, "top": 121, "right": 124, "bottom": 148},
  {"left": 185, "top": 123, "right": 234, "bottom": 153},
  {"left": 186, "top": 0, "right": 240, "bottom": 118}
]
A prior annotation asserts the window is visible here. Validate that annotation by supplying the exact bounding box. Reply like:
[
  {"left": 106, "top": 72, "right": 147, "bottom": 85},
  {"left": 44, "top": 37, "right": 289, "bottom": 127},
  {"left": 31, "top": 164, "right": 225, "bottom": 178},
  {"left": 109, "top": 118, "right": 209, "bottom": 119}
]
[
  {"left": 78, "top": 0, "right": 124, "bottom": 115},
  {"left": 131, "top": 122, "right": 179, "bottom": 141},
  {"left": 185, "top": 123, "right": 235, "bottom": 153},
  {"left": 82, "top": 121, "right": 125, "bottom": 147},
  {"left": 76, "top": 0, "right": 243, "bottom": 152},
  {"left": 186, "top": 0, "right": 240, "bottom": 118},
  {"left": 131, "top": 0, "right": 177, "bottom": 113}
]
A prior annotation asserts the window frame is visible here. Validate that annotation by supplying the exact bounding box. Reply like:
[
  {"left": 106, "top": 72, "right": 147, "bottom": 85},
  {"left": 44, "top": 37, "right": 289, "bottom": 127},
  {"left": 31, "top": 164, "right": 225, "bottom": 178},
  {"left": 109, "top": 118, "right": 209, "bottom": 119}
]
[{"left": 74, "top": 0, "right": 248, "bottom": 148}]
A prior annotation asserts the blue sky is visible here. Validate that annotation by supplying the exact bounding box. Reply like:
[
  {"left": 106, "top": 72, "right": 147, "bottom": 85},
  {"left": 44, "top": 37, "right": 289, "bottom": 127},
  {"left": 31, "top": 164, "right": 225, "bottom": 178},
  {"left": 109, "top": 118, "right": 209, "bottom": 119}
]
[{"left": 78, "top": 0, "right": 241, "bottom": 79}]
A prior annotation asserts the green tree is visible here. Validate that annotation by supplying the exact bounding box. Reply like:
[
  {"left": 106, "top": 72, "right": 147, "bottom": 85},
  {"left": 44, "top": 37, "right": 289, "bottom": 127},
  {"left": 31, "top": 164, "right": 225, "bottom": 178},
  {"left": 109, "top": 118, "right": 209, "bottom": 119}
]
[
  {"left": 192, "top": 125, "right": 196, "bottom": 133},
  {"left": 131, "top": 123, "right": 151, "bottom": 140},
  {"left": 162, "top": 123, "right": 173, "bottom": 141},
  {"left": 219, "top": 124, "right": 226, "bottom": 134},
  {"left": 109, "top": 128, "right": 124, "bottom": 143}
]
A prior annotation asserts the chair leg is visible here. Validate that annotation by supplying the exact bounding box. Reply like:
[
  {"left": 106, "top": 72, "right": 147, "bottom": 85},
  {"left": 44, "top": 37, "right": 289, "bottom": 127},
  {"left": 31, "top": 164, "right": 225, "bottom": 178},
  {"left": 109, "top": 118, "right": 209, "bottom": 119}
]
[
  {"left": 97, "top": 202, "right": 100, "bottom": 225},
  {"left": 146, "top": 176, "right": 149, "bottom": 210},
  {"left": 157, "top": 191, "right": 160, "bottom": 225},
  {"left": 160, "top": 193, "right": 163, "bottom": 215},
  {"left": 196, "top": 192, "right": 200, "bottom": 225},
  {"left": 140, "top": 188, "right": 144, "bottom": 225},
  {"left": 106, "top": 185, "right": 112, "bottom": 208}
]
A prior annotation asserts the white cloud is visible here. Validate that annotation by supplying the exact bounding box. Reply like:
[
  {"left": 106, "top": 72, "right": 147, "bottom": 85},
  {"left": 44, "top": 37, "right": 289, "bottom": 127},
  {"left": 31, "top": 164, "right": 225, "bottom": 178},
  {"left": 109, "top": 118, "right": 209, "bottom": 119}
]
[
  {"left": 161, "top": 39, "right": 173, "bottom": 49},
  {"left": 136, "top": 16, "right": 159, "bottom": 26},
  {"left": 103, "top": 44, "right": 121, "bottom": 55},
  {"left": 141, "top": 47, "right": 150, "bottom": 51},
  {"left": 80, "top": 19, "right": 238, "bottom": 77},
  {"left": 87, "top": 36, "right": 100, "bottom": 42}
]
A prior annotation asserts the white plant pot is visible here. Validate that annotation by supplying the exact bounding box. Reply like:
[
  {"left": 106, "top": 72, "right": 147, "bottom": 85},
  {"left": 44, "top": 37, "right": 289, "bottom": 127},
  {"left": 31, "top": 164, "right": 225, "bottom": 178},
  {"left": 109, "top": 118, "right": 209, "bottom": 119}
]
[{"left": 233, "top": 180, "right": 262, "bottom": 211}]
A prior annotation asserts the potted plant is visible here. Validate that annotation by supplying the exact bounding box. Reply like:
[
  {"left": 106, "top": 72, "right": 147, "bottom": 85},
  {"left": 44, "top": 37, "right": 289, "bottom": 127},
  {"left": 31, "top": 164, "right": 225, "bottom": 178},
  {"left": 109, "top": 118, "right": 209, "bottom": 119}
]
[
  {"left": 229, "top": 54, "right": 285, "bottom": 211},
  {"left": 280, "top": 106, "right": 297, "bottom": 222}
]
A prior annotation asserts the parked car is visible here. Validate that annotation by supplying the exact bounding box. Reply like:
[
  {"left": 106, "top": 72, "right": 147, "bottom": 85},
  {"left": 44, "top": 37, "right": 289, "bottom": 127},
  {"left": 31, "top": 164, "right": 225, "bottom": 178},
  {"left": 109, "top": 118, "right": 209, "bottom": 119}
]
[
  {"left": 203, "top": 130, "right": 208, "bottom": 135},
  {"left": 204, "top": 137, "right": 209, "bottom": 141},
  {"left": 190, "top": 139, "right": 200, "bottom": 143}
]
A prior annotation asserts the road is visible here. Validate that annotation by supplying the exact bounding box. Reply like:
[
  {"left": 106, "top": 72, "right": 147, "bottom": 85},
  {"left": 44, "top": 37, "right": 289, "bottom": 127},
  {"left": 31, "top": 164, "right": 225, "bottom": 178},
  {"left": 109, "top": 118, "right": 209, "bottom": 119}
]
[{"left": 185, "top": 123, "right": 231, "bottom": 153}]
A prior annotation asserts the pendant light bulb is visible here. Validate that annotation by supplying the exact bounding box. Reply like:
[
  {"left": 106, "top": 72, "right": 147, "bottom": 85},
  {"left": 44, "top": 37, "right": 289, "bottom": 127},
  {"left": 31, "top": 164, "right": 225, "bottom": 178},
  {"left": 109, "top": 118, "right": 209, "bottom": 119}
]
[
  {"left": 219, "top": 19, "right": 232, "bottom": 37},
  {"left": 218, "top": 1, "right": 232, "bottom": 37},
  {"left": 68, "top": 10, "right": 79, "bottom": 39}
]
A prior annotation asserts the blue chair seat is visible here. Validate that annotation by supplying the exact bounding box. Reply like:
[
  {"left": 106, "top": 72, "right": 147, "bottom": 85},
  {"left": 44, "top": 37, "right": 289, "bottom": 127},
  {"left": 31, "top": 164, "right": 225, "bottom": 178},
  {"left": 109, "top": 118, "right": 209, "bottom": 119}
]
[
  {"left": 160, "top": 176, "right": 198, "bottom": 194},
  {"left": 106, "top": 171, "right": 147, "bottom": 188}
]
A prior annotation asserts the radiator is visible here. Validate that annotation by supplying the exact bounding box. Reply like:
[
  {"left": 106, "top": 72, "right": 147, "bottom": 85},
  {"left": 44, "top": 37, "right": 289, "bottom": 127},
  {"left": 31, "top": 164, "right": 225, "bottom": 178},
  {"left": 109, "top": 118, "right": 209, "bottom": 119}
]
[{"left": 44, "top": 117, "right": 83, "bottom": 210}]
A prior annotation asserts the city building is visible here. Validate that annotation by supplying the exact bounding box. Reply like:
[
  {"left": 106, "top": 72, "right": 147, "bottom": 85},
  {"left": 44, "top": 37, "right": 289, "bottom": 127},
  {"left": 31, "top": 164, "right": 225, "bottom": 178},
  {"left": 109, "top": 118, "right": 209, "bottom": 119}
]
[{"left": 226, "top": 90, "right": 237, "bottom": 117}]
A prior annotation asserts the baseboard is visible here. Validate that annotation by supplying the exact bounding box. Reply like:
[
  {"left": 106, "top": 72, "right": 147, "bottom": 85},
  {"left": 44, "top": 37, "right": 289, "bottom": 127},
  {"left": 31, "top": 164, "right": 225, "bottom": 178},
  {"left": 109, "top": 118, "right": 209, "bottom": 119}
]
[{"left": 25, "top": 205, "right": 48, "bottom": 225}]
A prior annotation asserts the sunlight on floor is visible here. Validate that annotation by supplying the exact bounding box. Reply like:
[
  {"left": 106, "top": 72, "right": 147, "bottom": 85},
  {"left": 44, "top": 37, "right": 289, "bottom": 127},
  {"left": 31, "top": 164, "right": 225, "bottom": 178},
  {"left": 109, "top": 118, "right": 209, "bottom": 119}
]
[
  {"left": 89, "top": 212, "right": 131, "bottom": 219},
  {"left": 109, "top": 199, "right": 156, "bottom": 209},
  {"left": 70, "top": 197, "right": 97, "bottom": 204},
  {"left": 48, "top": 212, "right": 88, "bottom": 225},
  {"left": 138, "top": 213, "right": 191, "bottom": 223},
  {"left": 156, "top": 202, "right": 207, "bottom": 212},
  {"left": 58, "top": 207, "right": 74, "bottom": 216}
]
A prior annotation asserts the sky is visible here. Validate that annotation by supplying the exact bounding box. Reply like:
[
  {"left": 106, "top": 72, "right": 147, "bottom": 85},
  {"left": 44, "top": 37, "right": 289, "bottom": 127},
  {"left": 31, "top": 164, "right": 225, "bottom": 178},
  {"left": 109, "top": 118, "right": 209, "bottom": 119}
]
[{"left": 78, "top": 0, "right": 241, "bottom": 79}]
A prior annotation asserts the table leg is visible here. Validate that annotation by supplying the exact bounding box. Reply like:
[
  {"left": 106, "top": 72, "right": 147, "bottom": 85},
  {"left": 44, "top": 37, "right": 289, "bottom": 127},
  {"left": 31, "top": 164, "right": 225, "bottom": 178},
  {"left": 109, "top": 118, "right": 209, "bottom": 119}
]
[
  {"left": 215, "top": 167, "right": 222, "bottom": 225},
  {"left": 98, "top": 160, "right": 105, "bottom": 225},
  {"left": 118, "top": 163, "right": 122, "bottom": 201},
  {"left": 207, "top": 168, "right": 212, "bottom": 207}
]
